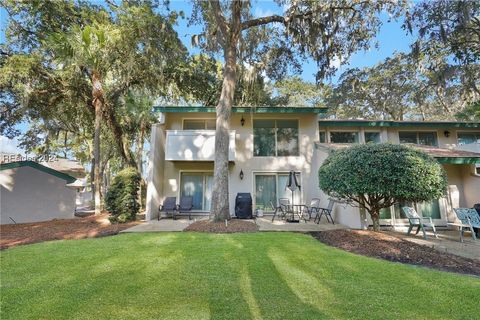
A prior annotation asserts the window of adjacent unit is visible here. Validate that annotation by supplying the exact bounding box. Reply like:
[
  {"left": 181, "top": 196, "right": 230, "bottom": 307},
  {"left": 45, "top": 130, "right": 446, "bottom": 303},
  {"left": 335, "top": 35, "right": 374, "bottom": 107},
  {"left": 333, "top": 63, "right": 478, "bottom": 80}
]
[
  {"left": 254, "top": 173, "right": 301, "bottom": 211},
  {"left": 183, "top": 119, "right": 216, "bottom": 130},
  {"left": 319, "top": 131, "right": 326, "bottom": 143},
  {"left": 380, "top": 200, "right": 441, "bottom": 220},
  {"left": 330, "top": 131, "right": 359, "bottom": 144},
  {"left": 253, "top": 120, "right": 299, "bottom": 156},
  {"left": 180, "top": 172, "right": 213, "bottom": 211},
  {"left": 399, "top": 131, "right": 438, "bottom": 146},
  {"left": 475, "top": 164, "right": 480, "bottom": 176},
  {"left": 457, "top": 132, "right": 480, "bottom": 145},
  {"left": 365, "top": 131, "right": 381, "bottom": 144}
]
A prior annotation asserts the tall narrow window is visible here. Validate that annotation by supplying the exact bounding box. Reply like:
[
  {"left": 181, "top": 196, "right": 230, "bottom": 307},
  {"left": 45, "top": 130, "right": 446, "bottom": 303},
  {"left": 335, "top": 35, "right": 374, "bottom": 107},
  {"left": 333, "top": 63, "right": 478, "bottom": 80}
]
[
  {"left": 253, "top": 120, "right": 299, "bottom": 156},
  {"left": 180, "top": 172, "right": 213, "bottom": 211}
]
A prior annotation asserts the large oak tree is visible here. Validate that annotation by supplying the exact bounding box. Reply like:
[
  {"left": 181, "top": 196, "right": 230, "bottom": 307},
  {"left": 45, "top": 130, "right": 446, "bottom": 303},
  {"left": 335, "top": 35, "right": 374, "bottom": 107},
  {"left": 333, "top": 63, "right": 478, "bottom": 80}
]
[{"left": 190, "top": 0, "right": 407, "bottom": 221}]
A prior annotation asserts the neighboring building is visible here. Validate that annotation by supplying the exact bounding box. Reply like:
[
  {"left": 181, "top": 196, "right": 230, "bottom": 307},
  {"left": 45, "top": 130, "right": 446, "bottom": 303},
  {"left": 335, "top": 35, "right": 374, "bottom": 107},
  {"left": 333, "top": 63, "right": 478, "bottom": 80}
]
[
  {"left": 0, "top": 161, "right": 79, "bottom": 224},
  {"left": 145, "top": 106, "right": 480, "bottom": 229}
]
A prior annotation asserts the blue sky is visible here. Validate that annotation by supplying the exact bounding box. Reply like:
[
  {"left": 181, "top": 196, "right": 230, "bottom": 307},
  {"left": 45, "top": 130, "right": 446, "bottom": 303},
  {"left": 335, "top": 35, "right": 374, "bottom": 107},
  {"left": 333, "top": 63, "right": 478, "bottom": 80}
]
[{"left": 0, "top": 1, "right": 415, "bottom": 155}]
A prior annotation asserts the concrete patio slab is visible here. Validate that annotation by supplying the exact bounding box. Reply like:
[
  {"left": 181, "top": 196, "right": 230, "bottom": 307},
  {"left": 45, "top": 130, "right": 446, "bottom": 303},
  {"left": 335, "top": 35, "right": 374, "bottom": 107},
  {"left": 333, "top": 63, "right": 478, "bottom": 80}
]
[
  {"left": 121, "top": 216, "right": 347, "bottom": 233},
  {"left": 388, "top": 230, "right": 480, "bottom": 261}
]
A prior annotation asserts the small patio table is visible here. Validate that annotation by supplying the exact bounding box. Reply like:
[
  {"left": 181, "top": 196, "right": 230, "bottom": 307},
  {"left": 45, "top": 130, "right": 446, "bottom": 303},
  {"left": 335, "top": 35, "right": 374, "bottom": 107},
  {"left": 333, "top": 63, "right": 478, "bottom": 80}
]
[{"left": 281, "top": 204, "right": 308, "bottom": 223}]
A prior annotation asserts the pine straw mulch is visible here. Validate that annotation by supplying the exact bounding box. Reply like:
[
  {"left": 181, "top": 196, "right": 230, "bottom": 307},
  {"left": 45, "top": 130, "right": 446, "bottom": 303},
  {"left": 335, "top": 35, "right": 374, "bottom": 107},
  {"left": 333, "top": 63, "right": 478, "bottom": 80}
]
[
  {"left": 310, "top": 230, "right": 480, "bottom": 276},
  {"left": 0, "top": 213, "right": 139, "bottom": 250},
  {"left": 184, "top": 219, "right": 258, "bottom": 233}
]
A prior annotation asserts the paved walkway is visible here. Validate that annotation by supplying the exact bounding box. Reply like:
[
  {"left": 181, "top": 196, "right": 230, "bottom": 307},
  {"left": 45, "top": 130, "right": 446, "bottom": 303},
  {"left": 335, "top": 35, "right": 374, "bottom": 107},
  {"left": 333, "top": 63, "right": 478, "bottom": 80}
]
[
  {"left": 387, "top": 230, "right": 480, "bottom": 261},
  {"left": 121, "top": 216, "right": 347, "bottom": 233}
]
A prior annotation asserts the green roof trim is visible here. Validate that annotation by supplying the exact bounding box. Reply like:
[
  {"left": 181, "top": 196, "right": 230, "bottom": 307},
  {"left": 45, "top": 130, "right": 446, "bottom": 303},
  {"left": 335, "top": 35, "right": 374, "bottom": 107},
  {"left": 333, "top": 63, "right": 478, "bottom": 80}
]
[
  {"left": 0, "top": 161, "right": 77, "bottom": 183},
  {"left": 153, "top": 106, "right": 328, "bottom": 114},
  {"left": 318, "top": 120, "right": 480, "bottom": 128},
  {"left": 435, "top": 157, "right": 480, "bottom": 164}
]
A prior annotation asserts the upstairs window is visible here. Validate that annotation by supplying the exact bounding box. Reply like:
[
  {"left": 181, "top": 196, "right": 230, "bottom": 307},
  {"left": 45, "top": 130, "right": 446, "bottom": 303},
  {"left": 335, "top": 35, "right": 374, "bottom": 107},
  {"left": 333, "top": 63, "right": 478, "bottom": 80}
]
[
  {"left": 457, "top": 132, "right": 480, "bottom": 145},
  {"left": 365, "top": 132, "right": 381, "bottom": 143},
  {"left": 399, "top": 131, "right": 438, "bottom": 146},
  {"left": 183, "top": 119, "right": 216, "bottom": 130},
  {"left": 330, "top": 131, "right": 359, "bottom": 144},
  {"left": 253, "top": 120, "right": 299, "bottom": 156}
]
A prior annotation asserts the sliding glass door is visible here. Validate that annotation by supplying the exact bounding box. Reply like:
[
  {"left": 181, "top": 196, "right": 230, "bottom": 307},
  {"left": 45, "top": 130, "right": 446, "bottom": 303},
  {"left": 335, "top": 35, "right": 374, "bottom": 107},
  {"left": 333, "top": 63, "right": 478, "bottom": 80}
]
[
  {"left": 254, "top": 173, "right": 301, "bottom": 211},
  {"left": 180, "top": 172, "right": 213, "bottom": 211}
]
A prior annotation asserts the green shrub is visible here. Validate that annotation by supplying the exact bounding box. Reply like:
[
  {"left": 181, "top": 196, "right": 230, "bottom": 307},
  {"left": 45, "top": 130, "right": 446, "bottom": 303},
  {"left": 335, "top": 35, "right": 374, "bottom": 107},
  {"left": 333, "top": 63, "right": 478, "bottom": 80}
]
[
  {"left": 105, "top": 167, "right": 141, "bottom": 223},
  {"left": 318, "top": 143, "right": 447, "bottom": 231}
]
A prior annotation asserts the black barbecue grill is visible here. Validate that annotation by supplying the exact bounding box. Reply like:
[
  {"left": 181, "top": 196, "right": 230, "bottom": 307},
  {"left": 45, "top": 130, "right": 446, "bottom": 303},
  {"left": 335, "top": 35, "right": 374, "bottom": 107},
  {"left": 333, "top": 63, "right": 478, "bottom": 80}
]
[{"left": 235, "top": 193, "right": 252, "bottom": 219}]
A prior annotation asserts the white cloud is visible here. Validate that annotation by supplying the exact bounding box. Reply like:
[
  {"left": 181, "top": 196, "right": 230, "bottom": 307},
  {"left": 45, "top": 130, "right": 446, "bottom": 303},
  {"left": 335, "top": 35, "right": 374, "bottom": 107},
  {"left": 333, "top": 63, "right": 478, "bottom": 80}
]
[{"left": 0, "top": 136, "right": 25, "bottom": 155}]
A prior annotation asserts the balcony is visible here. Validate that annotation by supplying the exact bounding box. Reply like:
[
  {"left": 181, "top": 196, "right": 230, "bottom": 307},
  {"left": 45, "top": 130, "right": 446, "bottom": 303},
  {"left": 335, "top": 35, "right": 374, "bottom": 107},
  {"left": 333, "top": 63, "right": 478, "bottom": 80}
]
[{"left": 165, "top": 130, "right": 236, "bottom": 161}]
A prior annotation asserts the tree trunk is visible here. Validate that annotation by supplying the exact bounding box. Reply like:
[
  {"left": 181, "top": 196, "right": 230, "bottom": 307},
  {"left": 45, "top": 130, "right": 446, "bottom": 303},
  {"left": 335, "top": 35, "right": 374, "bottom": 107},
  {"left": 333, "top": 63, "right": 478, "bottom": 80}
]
[
  {"left": 211, "top": 42, "right": 237, "bottom": 221},
  {"left": 92, "top": 71, "right": 104, "bottom": 215},
  {"left": 370, "top": 209, "right": 380, "bottom": 232},
  {"left": 105, "top": 107, "right": 137, "bottom": 168}
]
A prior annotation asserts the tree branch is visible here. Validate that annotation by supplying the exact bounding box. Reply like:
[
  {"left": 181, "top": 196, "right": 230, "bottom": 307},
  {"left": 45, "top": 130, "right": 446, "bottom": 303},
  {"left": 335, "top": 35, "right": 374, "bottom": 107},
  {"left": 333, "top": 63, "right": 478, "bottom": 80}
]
[{"left": 209, "top": 0, "right": 229, "bottom": 36}]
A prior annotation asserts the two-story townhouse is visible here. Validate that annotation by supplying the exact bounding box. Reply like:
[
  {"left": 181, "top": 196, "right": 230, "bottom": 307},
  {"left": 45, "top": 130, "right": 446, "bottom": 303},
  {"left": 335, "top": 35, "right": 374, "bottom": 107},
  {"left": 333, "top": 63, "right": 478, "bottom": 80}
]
[{"left": 145, "top": 106, "right": 480, "bottom": 229}]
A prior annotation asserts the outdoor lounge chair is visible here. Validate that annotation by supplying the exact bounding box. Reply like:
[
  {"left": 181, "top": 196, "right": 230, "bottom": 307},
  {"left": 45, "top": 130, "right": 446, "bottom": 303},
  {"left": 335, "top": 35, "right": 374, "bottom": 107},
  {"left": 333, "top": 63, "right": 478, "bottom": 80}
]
[
  {"left": 315, "top": 199, "right": 335, "bottom": 224},
  {"left": 402, "top": 206, "right": 438, "bottom": 240},
  {"left": 450, "top": 208, "right": 480, "bottom": 242},
  {"left": 177, "top": 196, "right": 194, "bottom": 220},
  {"left": 158, "top": 197, "right": 177, "bottom": 220}
]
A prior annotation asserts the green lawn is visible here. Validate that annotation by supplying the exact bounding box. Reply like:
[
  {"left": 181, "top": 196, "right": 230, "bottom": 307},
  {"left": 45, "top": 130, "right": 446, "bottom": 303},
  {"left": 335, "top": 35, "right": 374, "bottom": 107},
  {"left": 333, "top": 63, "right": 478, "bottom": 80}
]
[{"left": 1, "top": 232, "right": 479, "bottom": 320}]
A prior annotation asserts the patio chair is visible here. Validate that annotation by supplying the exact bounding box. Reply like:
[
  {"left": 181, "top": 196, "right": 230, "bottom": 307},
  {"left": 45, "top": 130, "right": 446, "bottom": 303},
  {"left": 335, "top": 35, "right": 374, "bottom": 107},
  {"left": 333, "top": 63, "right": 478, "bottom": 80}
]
[
  {"left": 402, "top": 207, "right": 438, "bottom": 240},
  {"left": 450, "top": 208, "right": 480, "bottom": 242},
  {"left": 315, "top": 199, "right": 335, "bottom": 224},
  {"left": 301, "top": 198, "right": 320, "bottom": 220},
  {"left": 177, "top": 196, "right": 194, "bottom": 220},
  {"left": 158, "top": 197, "right": 177, "bottom": 220}
]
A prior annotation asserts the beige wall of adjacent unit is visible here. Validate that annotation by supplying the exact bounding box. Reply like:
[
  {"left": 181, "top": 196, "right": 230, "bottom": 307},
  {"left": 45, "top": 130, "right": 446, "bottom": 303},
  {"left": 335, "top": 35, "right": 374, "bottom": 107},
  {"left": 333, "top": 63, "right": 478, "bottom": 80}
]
[{"left": 0, "top": 166, "right": 76, "bottom": 224}]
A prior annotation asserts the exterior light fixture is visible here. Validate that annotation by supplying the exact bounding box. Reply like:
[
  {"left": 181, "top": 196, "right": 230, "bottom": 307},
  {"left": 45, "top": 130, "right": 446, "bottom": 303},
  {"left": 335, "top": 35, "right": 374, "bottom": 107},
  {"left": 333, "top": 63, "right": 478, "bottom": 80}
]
[
  {"left": 240, "top": 116, "right": 245, "bottom": 126},
  {"left": 444, "top": 130, "right": 450, "bottom": 138},
  {"left": 239, "top": 169, "right": 244, "bottom": 180}
]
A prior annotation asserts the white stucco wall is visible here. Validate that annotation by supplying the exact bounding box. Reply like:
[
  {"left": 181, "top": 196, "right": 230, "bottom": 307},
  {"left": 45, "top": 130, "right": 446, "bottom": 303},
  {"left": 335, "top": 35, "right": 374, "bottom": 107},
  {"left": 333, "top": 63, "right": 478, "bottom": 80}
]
[{"left": 0, "top": 166, "right": 76, "bottom": 224}]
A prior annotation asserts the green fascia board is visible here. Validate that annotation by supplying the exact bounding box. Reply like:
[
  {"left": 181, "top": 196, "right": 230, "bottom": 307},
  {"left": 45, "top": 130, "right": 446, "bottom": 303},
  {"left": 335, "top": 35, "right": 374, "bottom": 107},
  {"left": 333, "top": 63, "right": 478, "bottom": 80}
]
[
  {"left": 0, "top": 161, "right": 77, "bottom": 183},
  {"left": 436, "top": 157, "right": 480, "bottom": 164},
  {"left": 153, "top": 106, "right": 328, "bottom": 114},
  {"left": 318, "top": 120, "right": 480, "bottom": 129}
]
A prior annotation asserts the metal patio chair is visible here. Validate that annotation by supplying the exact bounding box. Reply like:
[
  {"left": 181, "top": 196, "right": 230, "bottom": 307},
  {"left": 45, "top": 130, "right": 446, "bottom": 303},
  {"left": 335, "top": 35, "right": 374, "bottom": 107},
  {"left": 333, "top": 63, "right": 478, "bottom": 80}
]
[
  {"left": 158, "top": 197, "right": 177, "bottom": 220},
  {"left": 315, "top": 199, "right": 335, "bottom": 224},
  {"left": 177, "top": 196, "right": 194, "bottom": 220}
]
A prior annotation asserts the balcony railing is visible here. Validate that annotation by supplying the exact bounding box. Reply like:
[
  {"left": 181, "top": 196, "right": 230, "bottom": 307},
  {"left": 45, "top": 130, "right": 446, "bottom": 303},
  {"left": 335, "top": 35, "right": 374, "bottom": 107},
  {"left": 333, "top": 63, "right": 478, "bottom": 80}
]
[{"left": 165, "top": 130, "right": 236, "bottom": 161}]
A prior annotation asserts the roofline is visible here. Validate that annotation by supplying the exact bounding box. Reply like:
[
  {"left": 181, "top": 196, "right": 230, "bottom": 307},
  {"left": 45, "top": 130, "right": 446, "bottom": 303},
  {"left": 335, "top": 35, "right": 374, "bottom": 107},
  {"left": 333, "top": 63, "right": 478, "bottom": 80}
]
[
  {"left": 153, "top": 106, "right": 328, "bottom": 114},
  {"left": 318, "top": 120, "right": 480, "bottom": 129},
  {"left": 435, "top": 157, "right": 480, "bottom": 164},
  {"left": 0, "top": 161, "right": 77, "bottom": 183}
]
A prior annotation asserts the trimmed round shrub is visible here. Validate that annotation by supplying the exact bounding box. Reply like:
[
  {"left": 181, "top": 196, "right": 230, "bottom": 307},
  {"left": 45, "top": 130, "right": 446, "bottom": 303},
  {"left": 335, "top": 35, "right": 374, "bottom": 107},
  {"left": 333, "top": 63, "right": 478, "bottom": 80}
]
[
  {"left": 318, "top": 143, "right": 447, "bottom": 231},
  {"left": 105, "top": 167, "right": 141, "bottom": 223}
]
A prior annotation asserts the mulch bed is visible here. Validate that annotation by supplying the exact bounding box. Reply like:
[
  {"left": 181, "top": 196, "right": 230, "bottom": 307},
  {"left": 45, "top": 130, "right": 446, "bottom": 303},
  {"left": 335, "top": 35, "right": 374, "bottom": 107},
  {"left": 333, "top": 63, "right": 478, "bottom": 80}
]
[
  {"left": 311, "top": 230, "right": 480, "bottom": 276},
  {"left": 184, "top": 219, "right": 258, "bottom": 233},
  {"left": 0, "top": 213, "right": 139, "bottom": 250}
]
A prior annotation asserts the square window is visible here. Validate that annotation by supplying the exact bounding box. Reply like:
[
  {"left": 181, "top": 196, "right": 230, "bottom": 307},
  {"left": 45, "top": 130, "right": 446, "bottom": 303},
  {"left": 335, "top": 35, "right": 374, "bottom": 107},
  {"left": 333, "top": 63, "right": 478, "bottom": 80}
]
[
  {"left": 365, "top": 132, "right": 381, "bottom": 143},
  {"left": 253, "top": 120, "right": 298, "bottom": 156},
  {"left": 399, "top": 132, "right": 417, "bottom": 144}
]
